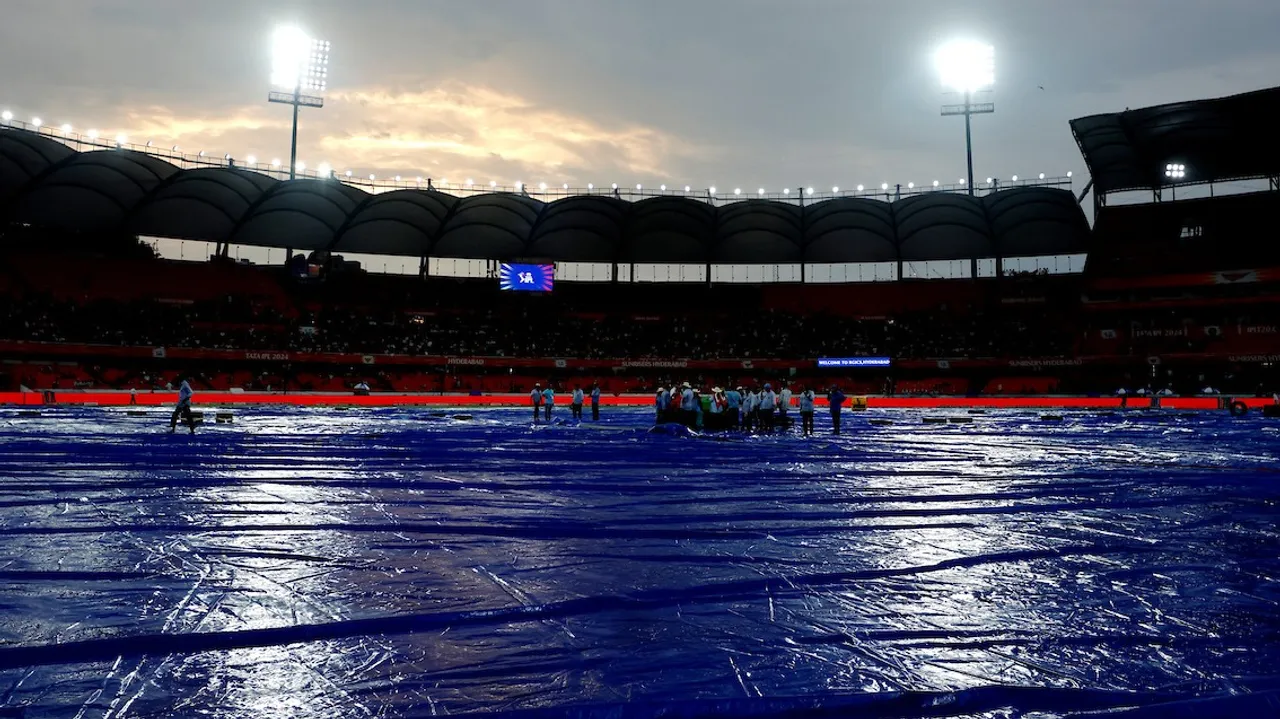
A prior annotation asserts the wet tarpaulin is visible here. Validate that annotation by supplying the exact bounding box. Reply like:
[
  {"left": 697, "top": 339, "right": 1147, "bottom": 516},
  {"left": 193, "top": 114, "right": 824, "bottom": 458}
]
[{"left": 0, "top": 406, "right": 1278, "bottom": 717}]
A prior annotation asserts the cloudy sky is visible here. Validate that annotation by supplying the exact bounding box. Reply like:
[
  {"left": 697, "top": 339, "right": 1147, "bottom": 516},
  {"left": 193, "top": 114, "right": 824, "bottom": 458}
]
[{"left": 3, "top": 0, "right": 1278, "bottom": 195}]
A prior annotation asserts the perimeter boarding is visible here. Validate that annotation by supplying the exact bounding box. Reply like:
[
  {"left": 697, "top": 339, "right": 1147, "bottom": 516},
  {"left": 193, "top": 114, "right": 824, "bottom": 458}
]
[{"left": 654, "top": 384, "right": 866, "bottom": 435}]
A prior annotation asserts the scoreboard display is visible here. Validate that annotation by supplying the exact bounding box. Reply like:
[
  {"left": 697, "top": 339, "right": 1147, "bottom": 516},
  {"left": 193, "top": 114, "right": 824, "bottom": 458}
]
[{"left": 499, "top": 263, "right": 554, "bottom": 292}]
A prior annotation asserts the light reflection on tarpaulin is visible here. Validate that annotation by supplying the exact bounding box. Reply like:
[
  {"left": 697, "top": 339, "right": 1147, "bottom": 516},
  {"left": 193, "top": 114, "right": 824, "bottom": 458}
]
[{"left": 0, "top": 407, "right": 1277, "bottom": 717}]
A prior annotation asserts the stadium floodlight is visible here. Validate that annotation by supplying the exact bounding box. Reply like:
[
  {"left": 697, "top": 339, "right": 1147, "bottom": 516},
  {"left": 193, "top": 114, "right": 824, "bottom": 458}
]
[
  {"left": 272, "top": 158, "right": 281, "bottom": 167},
  {"left": 611, "top": 182, "right": 618, "bottom": 189},
  {"left": 32, "top": 117, "right": 42, "bottom": 128},
  {"left": 1038, "top": 173, "right": 1045, "bottom": 179},
  {"left": 268, "top": 25, "right": 329, "bottom": 180},
  {"left": 198, "top": 150, "right": 205, "bottom": 157},
  {"left": 171, "top": 145, "right": 179, "bottom": 152},
  {"left": 369, "top": 174, "right": 376, "bottom": 180},
  {"left": 1011, "top": 175, "right": 1018, "bottom": 181},
  {"left": 1066, "top": 171, "right": 1073, "bottom": 177},
  {"left": 465, "top": 178, "right": 473, "bottom": 186},
  {"left": 710, "top": 186, "right": 716, "bottom": 194},
  {"left": 115, "top": 133, "right": 127, "bottom": 145},
  {"left": 832, "top": 186, "right": 839, "bottom": 193},
  {"left": 346, "top": 170, "right": 353, "bottom": 177},
  {"left": 0, "top": 110, "right": 12, "bottom": 122},
  {"left": 986, "top": 176, "right": 993, "bottom": 184},
  {"left": 247, "top": 155, "right": 257, "bottom": 164},
  {"left": 881, "top": 183, "right": 888, "bottom": 190},
  {"left": 636, "top": 184, "right": 642, "bottom": 190},
  {"left": 959, "top": 178, "right": 966, "bottom": 185},
  {"left": 757, "top": 188, "right": 765, "bottom": 196},
  {"left": 933, "top": 180, "right": 940, "bottom": 187},
  {"left": 936, "top": 40, "right": 995, "bottom": 196},
  {"left": 587, "top": 183, "right": 594, "bottom": 190},
  {"left": 85, "top": 129, "right": 98, "bottom": 139},
  {"left": 224, "top": 153, "right": 232, "bottom": 160},
  {"left": 60, "top": 123, "right": 72, "bottom": 133},
  {"left": 908, "top": 182, "right": 915, "bottom": 189},
  {"left": 491, "top": 180, "right": 498, "bottom": 187},
  {"left": 1165, "top": 163, "right": 1186, "bottom": 180},
  {"left": 660, "top": 184, "right": 666, "bottom": 191},
  {"left": 806, "top": 187, "right": 814, "bottom": 195},
  {"left": 734, "top": 188, "right": 741, "bottom": 195},
  {"left": 539, "top": 182, "right": 547, "bottom": 190},
  {"left": 856, "top": 184, "right": 865, "bottom": 192},
  {"left": 318, "top": 162, "right": 331, "bottom": 175},
  {"left": 783, "top": 188, "right": 790, "bottom": 195},
  {"left": 296, "top": 161, "right": 306, "bottom": 172}
]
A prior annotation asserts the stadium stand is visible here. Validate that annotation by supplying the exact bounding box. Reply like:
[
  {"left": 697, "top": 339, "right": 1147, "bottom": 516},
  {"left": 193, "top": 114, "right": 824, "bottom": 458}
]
[{"left": 1, "top": 86, "right": 1278, "bottom": 400}]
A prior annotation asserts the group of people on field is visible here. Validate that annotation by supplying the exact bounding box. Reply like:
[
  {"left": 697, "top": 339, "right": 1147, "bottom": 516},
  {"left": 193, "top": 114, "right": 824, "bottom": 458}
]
[
  {"left": 529, "top": 382, "right": 601, "bottom": 423},
  {"left": 655, "top": 382, "right": 848, "bottom": 435}
]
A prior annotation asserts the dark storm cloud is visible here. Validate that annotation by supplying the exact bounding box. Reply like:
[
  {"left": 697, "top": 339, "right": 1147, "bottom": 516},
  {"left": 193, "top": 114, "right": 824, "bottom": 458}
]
[{"left": 2, "top": 0, "right": 1278, "bottom": 191}]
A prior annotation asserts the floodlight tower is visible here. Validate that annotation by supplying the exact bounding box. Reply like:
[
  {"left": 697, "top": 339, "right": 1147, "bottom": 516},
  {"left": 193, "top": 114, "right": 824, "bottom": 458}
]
[
  {"left": 936, "top": 40, "right": 994, "bottom": 196},
  {"left": 268, "top": 26, "right": 329, "bottom": 180}
]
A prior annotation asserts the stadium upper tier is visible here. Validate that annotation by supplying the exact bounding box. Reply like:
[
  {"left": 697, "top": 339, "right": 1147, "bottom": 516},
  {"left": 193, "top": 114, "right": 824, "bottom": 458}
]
[
  {"left": 0, "top": 127, "right": 1088, "bottom": 264},
  {"left": 1071, "top": 85, "right": 1280, "bottom": 195}
]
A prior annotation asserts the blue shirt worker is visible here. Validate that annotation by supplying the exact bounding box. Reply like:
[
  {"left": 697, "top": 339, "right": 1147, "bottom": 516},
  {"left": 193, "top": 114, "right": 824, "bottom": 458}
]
[
  {"left": 726, "top": 387, "right": 742, "bottom": 428},
  {"left": 828, "top": 385, "right": 847, "bottom": 435},
  {"left": 571, "top": 385, "right": 585, "bottom": 420},
  {"left": 590, "top": 383, "right": 601, "bottom": 420},
  {"left": 169, "top": 378, "right": 196, "bottom": 434},
  {"left": 542, "top": 386, "right": 555, "bottom": 422},
  {"left": 530, "top": 384, "right": 544, "bottom": 424},
  {"left": 798, "top": 386, "right": 816, "bottom": 436}
]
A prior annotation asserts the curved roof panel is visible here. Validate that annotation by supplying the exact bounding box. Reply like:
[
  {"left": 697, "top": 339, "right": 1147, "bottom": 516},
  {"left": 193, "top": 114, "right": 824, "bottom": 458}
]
[
  {"left": 623, "top": 196, "right": 716, "bottom": 262},
  {"left": 1070, "top": 85, "right": 1280, "bottom": 194},
  {"left": 128, "top": 167, "right": 279, "bottom": 243},
  {"left": 0, "top": 131, "right": 1093, "bottom": 263},
  {"left": 331, "top": 189, "right": 457, "bottom": 257},
  {"left": 230, "top": 180, "right": 369, "bottom": 251},
  {"left": 895, "top": 193, "right": 993, "bottom": 261},
  {"left": 985, "top": 187, "right": 1089, "bottom": 257},
  {"left": 0, "top": 130, "right": 76, "bottom": 203},
  {"left": 8, "top": 149, "right": 179, "bottom": 232},
  {"left": 527, "top": 195, "right": 627, "bottom": 262},
  {"left": 432, "top": 193, "right": 543, "bottom": 259},
  {"left": 715, "top": 201, "right": 803, "bottom": 262},
  {"left": 802, "top": 197, "right": 897, "bottom": 263}
]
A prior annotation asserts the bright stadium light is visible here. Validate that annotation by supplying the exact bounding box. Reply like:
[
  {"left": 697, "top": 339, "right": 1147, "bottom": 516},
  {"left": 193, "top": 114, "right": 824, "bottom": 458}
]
[
  {"left": 115, "top": 133, "right": 127, "bottom": 145},
  {"left": 757, "top": 188, "right": 765, "bottom": 196},
  {"left": 1039, "top": 173, "right": 1046, "bottom": 179},
  {"left": 0, "top": 110, "right": 12, "bottom": 122},
  {"left": 539, "top": 182, "right": 547, "bottom": 190},
  {"left": 515, "top": 181, "right": 523, "bottom": 190},
  {"left": 1011, "top": 175, "right": 1018, "bottom": 181},
  {"left": 346, "top": 170, "right": 353, "bottom": 177},
  {"left": 587, "top": 183, "right": 594, "bottom": 189},
  {"left": 881, "top": 183, "right": 888, "bottom": 190},
  {"left": 684, "top": 185, "right": 691, "bottom": 192},
  {"left": 272, "top": 158, "right": 281, "bottom": 167},
  {"left": 856, "top": 184, "right": 865, "bottom": 192},
  {"left": 60, "top": 123, "right": 72, "bottom": 133},
  {"left": 660, "top": 184, "right": 666, "bottom": 191},
  {"left": 936, "top": 40, "right": 995, "bottom": 196},
  {"left": 31, "top": 117, "right": 42, "bottom": 128},
  {"left": 318, "top": 162, "right": 331, "bottom": 175},
  {"left": 224, "top": 153, "right": 231, "bottom": 160},
  {"left": 369, "top": 174, "right": 376, "bottom": 180},
  {"left": 563, "top": 183, "right": 570, "bottom": 189},
  {"left": 296, "top": 161, "right": 306, "bottom": 171},
  {"left": 1165, "top": 163, "right": 1186, "bottom": 179},
  {"left": 710, "top": 186, "right": 716, "bottom": 194},
  {"left": 268, "top": 25, "right": 330, "bottom": 181},
  {"left": 198, "top": 150, "right": 205, "bottom": 157},
  {"left": 832, "top": 186, "right": 839, "bottom": 193},
  {"left": 465, "top": 178, "right": 473, "bottom": 186},
  {"left": 636, "top": 184, "right": 642, "bottom": 190},
  {"left": 933, "top": 180, "right": 940, "bottom": 187},
  {"left": 908, "top": 182, "right": 915, "bottom": 189},
  {"left": 87, "top": 129, "right": 99, "bottom": 139},
  {"left": 489, "top": 180, "right": 497, "bottom": 187},
  {"left": 806, "top": 187, "right": 814, "bottom": 195},
  {"left": 783, "top": 188, "right": 790, "bottom": 195},
  {"left": 247, "top": 155, "right": 257, "bottom": 164},
  {"left": 1066, "top": 171, "right": 1073, "bottom": 177},
  {"left": 733, "top": 188, "right": 741, "bottom": 195}
]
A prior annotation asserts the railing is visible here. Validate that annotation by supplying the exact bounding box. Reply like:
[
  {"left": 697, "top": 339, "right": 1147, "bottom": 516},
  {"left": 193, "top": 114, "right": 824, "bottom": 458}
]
[{"left": 0, "top": 118, "right": 1072, "bottom": 204}]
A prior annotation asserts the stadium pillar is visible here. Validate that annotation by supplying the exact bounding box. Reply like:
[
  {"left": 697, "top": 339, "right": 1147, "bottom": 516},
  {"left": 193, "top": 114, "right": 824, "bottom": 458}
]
[
  {"left": 289, "top": 93, "right": 300, "bottom": 182},
  {"left": 964, "top": 91, "right": 975, "bottom": 197}
]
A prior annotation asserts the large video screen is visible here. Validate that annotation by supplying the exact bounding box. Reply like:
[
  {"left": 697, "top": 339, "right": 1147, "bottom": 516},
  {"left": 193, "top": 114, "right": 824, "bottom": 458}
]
[
  {"left": 499, "top": 263, "right": 555, "bottom": 292},
  {"left": 816, "top": 357, "right": 892, "bottom": 368}
]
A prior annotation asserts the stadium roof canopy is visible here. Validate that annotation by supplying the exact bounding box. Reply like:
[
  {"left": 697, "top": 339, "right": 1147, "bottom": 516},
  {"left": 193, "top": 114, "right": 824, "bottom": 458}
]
[
  {"left": 0, "top": 128, "right": 1090, "bottom": 263},
  {"left": 1070, "top": 85, "right": 1280, "bottom": 195}
]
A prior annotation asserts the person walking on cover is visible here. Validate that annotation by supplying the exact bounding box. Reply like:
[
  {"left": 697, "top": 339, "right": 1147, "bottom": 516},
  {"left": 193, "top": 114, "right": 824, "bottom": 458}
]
[
  {"left": 798, "top": 385, "right": 816, "bottom": 436},
  {"left": 590, "top": 383, "right": 601, "bottom": 420},
  {"left": 531, "top": 383, "right": 544, "bottom": 424},
  {"left": 542, "top": 384, "right": 555, "bottom": 422},
  {"left": 169, "top": 377, "right": 197, "bottom": 434},
  {"left": 828, "top": 385, "right": 847, "bottom": 435},
  {"left": 571, "top": 384, "right": 585, "bottom": 420}
]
